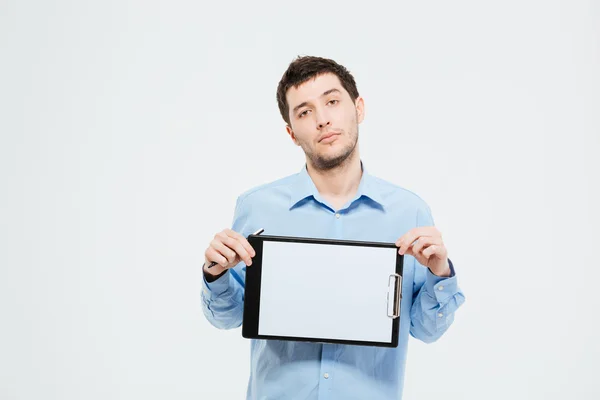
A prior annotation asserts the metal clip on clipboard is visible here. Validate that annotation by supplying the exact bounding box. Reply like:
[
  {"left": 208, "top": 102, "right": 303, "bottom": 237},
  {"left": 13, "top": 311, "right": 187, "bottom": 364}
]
[{"left": 387, "top": 273, "right": 402, "bottom": 319}]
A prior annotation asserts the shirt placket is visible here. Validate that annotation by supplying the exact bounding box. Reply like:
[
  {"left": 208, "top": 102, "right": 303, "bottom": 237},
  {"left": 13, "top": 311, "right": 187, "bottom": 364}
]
[{"left": 317, "top": 207, "right": 346, "bottom": 399}]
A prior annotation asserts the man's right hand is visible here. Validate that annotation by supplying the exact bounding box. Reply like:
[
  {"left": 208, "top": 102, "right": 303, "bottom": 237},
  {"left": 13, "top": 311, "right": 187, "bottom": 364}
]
[{"left": 203, "top": 229, "right": 256, "bottom": 277}]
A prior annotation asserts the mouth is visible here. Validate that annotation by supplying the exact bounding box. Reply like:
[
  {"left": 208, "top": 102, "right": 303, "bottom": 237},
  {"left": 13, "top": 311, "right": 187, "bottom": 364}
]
[{"left": 318, "top": 132, "right": 340, "bottom": 143}]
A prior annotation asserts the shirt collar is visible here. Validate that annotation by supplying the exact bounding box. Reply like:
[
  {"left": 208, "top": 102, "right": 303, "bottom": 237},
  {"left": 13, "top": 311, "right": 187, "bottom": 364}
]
[{"left": 288, "top": 161, "right": 386, "bottom": 210}]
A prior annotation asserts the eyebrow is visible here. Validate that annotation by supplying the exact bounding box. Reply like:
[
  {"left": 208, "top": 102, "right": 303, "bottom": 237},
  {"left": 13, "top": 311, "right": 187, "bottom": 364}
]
[{"left": 292, "top": 88, "right": 341, "bottom": 114}]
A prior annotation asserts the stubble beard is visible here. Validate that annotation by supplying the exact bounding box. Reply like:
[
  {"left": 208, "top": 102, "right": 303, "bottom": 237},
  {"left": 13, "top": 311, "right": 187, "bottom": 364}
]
[{"left": 303, "top": 121, "right": 359, "bottom": 172}]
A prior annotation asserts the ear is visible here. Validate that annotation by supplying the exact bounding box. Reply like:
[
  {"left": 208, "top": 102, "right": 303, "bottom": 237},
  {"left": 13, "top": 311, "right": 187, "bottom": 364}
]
[
  {"left": 355, "top": 96, "right": 365, "bottom": 124},
  {"left": 286, "top": 125, "right": 300, "bottom": 146}
]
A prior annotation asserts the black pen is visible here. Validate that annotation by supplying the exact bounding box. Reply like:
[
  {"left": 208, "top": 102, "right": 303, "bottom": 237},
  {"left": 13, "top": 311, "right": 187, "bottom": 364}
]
[{"left": 207, "top": 228, "right": 264, "bottom": 269}]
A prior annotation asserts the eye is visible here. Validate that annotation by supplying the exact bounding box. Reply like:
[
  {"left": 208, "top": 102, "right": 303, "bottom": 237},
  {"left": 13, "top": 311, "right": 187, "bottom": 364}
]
[
  {"left": 298, "top": 109, "right": 310, "bottom": 118},
  {"left": 328, "top": 99, "right": 339, "bottom": 105}
]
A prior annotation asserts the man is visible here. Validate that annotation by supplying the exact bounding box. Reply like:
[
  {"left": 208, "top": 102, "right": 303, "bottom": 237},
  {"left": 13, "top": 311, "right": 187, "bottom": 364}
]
[{"left": 201, "top": 55, "right": 465, "bottom": 399}]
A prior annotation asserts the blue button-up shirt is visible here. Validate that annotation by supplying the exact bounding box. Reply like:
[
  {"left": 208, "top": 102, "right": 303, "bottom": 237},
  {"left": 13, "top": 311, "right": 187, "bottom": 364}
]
[{"left": 201, "top": 162, "right": 465, "bottom": 400}]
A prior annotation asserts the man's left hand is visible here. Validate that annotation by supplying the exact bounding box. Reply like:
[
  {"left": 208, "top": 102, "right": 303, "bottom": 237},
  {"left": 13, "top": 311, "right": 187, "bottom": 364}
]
[{"left": 396, "top": 227, "right": 451, "bottom": 277}]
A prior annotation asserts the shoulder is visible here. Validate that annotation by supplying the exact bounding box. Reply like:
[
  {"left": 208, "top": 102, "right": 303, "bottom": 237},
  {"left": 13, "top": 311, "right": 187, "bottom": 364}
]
[
  {"left": 369, "top": 173, "right": 432, "bottom": 212},
  {"left": 234, "top": 172, "right": 298, "bottom": 209}
]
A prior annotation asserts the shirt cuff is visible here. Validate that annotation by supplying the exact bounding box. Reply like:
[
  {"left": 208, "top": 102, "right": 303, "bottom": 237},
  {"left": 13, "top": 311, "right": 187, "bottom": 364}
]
[
  {"left": 202, "top": 270, "right": 231, "bottom": 299},
  {"left": 425, "top": 258, "right": 458, "bottom": 304}
]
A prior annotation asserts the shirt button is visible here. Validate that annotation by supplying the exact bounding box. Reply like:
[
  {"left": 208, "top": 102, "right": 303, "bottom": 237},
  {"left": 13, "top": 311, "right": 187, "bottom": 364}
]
[
  {"left": 438, "top": 286, "right": 444, "bottom": 291},
  {"left": 438, "top": 312, "right": 444, "bottom": 318},
  {"left": 335, "top": 213, "right": 340, "bottom": 219},
  {"left": 323, "top": 373, "right": 329, "bottom": 379}
]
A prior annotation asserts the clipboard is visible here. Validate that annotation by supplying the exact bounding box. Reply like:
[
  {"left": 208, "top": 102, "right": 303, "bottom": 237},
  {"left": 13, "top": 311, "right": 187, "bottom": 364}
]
[{"left": 242, "top": 231, "right": 404, "bottom": 348}]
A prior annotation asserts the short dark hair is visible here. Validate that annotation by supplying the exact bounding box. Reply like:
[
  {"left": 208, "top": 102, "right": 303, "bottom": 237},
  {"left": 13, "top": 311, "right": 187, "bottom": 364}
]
[{"left": 276, "top": 55, "right": 360, "bottom": 125}]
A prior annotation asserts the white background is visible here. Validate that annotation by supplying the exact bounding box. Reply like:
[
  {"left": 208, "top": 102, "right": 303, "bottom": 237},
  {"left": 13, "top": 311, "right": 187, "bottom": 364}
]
[{"left": 1, "top": 1, "right": 598, "bottom": 399}]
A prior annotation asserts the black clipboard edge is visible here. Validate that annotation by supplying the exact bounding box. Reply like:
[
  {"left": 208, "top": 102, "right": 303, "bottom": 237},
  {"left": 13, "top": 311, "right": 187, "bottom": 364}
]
[{"left": 242, "top": 236, "right": 263, "bottom": 340}]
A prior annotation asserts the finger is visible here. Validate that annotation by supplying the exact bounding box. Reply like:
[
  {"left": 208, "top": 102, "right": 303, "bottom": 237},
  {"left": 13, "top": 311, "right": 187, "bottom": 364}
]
[
  {"left": 396, "top": 226, "right": 440, "bottom": 246},
  {"left": 399, "top": 246, "right": 415, "bottom": 257},
  {"left": 397, "top": 230, "right": 435, "bottom": 254},
  {"left": 399, "top": 245, "right": 428, "bottom": 267},
  {"left": 412, "top": 236, "right": 442, "bottom": 255},
  {"left": 205, "top": 247, "right": 229, "bottom": 269},
  {"left": 421, "top": 244, "right": 438, "bottom": 259},
  {"left": 211, "top": 239, "right": 238, "bottom": 265},
  {"left": 225, "top": 236, "right": 253, "bottom": 266},
  {"left": 224, "top": 229, "right": 256, "bottom": 257},
  {"left": 217, "top": 233, "right": 252, "bottom": 266},
  {"left": 395, "top": 228, "right": 423, "bottom": 251},
  {"left": 422, "top": 244, "right": 446, "bottom": 260}
]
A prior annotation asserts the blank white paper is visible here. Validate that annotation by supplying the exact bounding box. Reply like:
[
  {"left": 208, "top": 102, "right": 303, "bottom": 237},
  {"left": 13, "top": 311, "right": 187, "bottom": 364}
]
[{"left": 258, "top": 240, "right": 398, "bottom": 343}]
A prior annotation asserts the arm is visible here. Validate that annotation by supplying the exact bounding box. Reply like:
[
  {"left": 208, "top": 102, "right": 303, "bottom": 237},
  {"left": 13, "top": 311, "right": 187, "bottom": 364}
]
[
  {"left": 201, "top": 195, "right": 252, "bottom": 330},
  {"left": 408, "top": 206, "right": 466, "bottom": 343},
  {"left": 410, "top": 258, "right": 465, "bottom": 343}
]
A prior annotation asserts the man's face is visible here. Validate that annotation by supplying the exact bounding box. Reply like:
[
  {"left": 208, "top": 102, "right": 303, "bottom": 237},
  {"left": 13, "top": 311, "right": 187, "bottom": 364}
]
[{"left": 285, "top": 73, "right": 365, "bottom": 171}]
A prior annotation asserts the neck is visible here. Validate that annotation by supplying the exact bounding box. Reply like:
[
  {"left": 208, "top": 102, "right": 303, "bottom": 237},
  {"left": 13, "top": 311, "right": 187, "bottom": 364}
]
[{"left": 306, "top": 150, "right": 362, "bottom": 200}]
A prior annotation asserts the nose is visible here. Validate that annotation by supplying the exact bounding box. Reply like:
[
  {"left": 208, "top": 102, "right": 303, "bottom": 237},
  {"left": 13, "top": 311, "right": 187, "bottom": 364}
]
[
  {"left": 318, "top": 120, "right": 331, "bottom": 129},
  {"left": 316, "top": 109, "right": 331, "bottom": 130}
]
